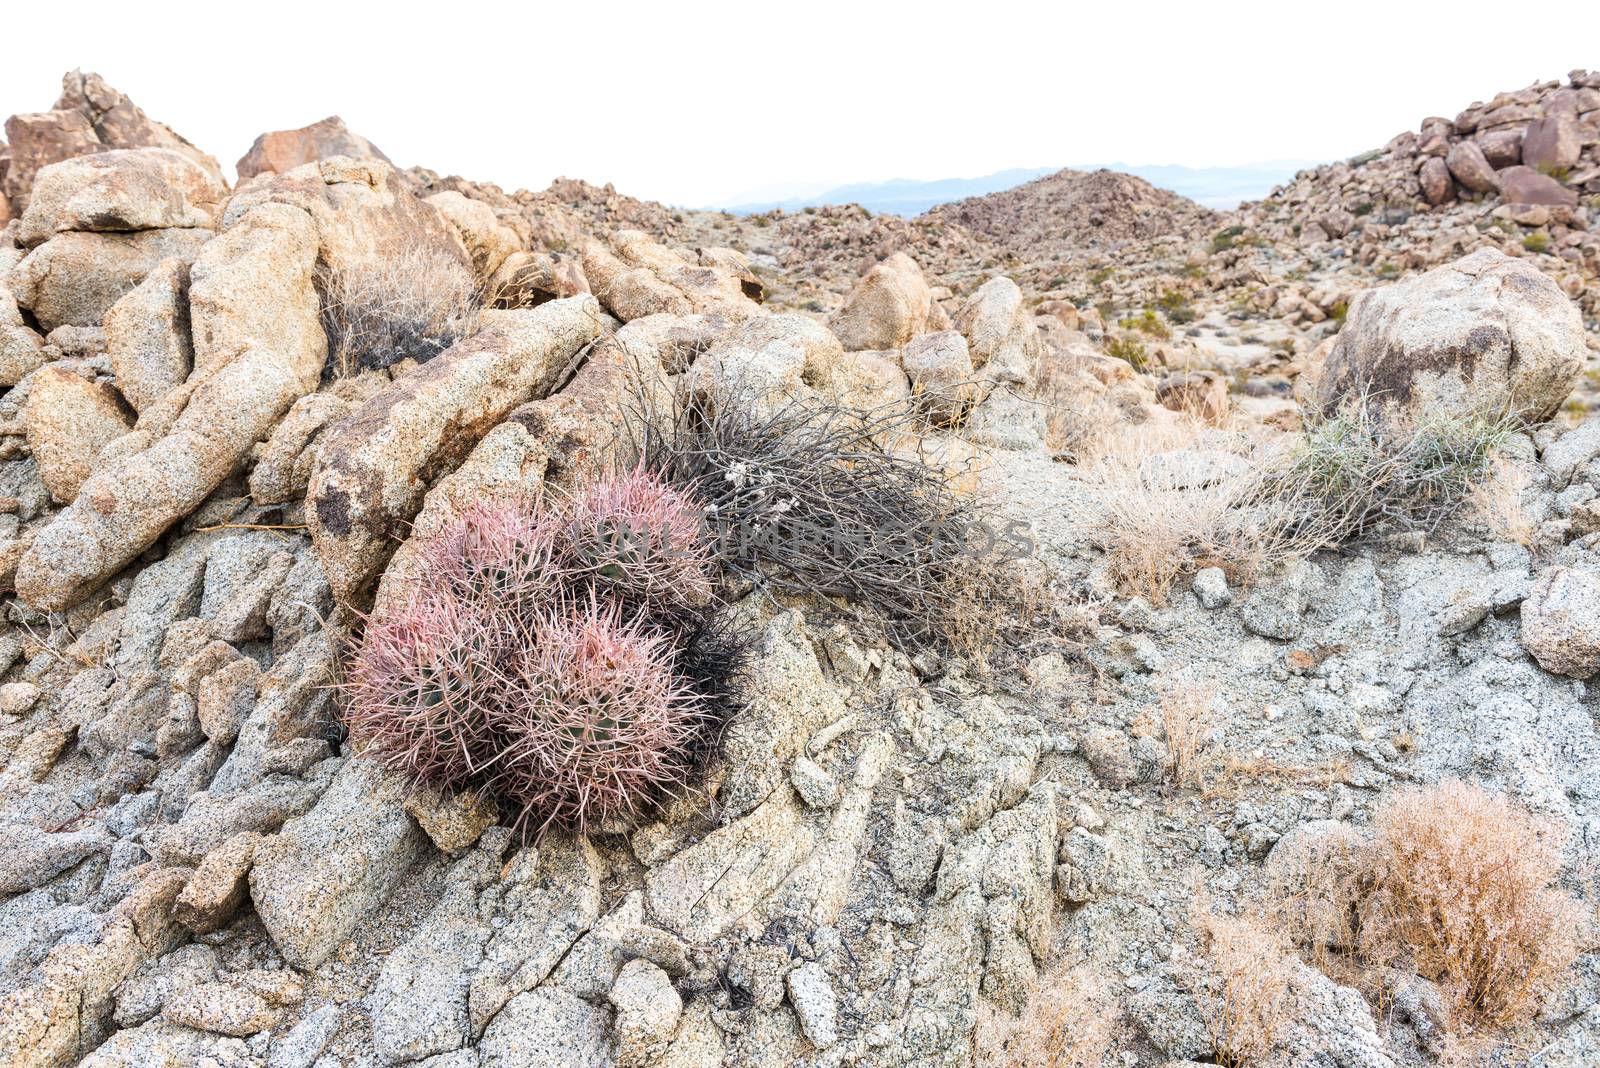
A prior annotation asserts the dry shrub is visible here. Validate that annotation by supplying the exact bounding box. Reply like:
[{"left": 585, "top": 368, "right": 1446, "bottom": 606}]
[
  {"left": 1072, "top": 417, "right": 1316, "bottom": 602},
  {"left": 973, "top": 964, "right": 1120, "bottom": 1068},
  {"left": 1189, "top": 912, "right": 1296, "bottom": 1068},
  {"left": 632, "top": 386, "right": 1049, "bottom": 662},
  {"left": 1465, "top": 457, "right": 1536, "bottom": 546},
  {"left": 1358, "top": 781, "right": 1585, "bottom": 1027},
  {"left": 1134, "top": 677, "right": 1222, "bottom": 790},
  {"left": 319, "top": 244, "right": 482, "bottom": 379},
  {"left": 1073, "top": 395, "right": 1520, "bottom": 602}
]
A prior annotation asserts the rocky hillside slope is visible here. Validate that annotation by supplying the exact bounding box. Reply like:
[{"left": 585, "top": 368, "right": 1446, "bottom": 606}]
[{"left": 0, "top": 67, "right": 1599, "bottom": 1068}]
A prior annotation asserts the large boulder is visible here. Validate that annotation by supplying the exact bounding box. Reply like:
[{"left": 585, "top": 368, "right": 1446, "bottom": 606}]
[
  {"left": 1521, "top": 114, "right": 1582, "bottom": 173},
  {"left": 1497, "top": 165, "right": 1580, "bottom": 208},
  {"left": 10, "top": 227, "right": 211, "bottom": 331},
  {"left": 249, "top": 759, "right": 427, "bottom": 968},
  {"left": 1418, "top": 157, "right": 1455, "bottom": 206},
  {"left": 306, "top": 295, "right": 604, "bottom": 606},
  {"left": 954, "top": 276, "right": 1046, "bottom": 449},
  {"left": 16, "top": 148, "right": 226, "bottom": 247},
  {"left": 1444, "top": 140, "right": 1499, "bottom": 193},
  {"left": 827, "top": 252, "right": 933, "bottom": 351},
  {"left": 1315, "top": 248, "right": 1584, "bottom": 425},
  {"left": 902, "top": 330, "right": 975, "bottom": 424},
  {"left": 236, "top": 116, "right": 390, "bottom": 180},
  {"left": 15, "top": 201, "right": 326, "bottom": 610},
  {"left": 102, "top": 258, "right": 193, "bottom": 413}
]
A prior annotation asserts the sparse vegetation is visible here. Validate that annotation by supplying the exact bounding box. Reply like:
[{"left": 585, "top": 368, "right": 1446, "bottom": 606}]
[
  {"left": 1273, "top": 781, "right": 1586, "bottom": 1029},
  {"left": 1523, "top": 231, "right": 1550, "bottom": 254},
  {"left": 974, "top": 965, "right": 1121, "bottom": 1068},
  {"left": 1119, "top": 308, "right": 1171, "bottom": 339},
  {"left": 631, "top": 387, "right": 1046, "bottom": 661},
  {"left": 1187, "top": 912, "right": 1296, "bottom": 1068},
  {"left": 318, "top": 245, "right": 482, "bottom": 379},
  {"left": 1211, "top": 225, "right": 1246, "bottom": 252},
  {"left": 1467, "top": 457, "right": 1536, "bottom": 545},
  {"left": 1104, "top": 335, "right": 1149, "bottom": 370}
]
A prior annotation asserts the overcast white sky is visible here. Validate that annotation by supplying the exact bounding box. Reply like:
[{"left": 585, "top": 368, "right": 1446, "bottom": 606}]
[{"left": 4, "top": 1, "right": 1598, "bottom": 207}]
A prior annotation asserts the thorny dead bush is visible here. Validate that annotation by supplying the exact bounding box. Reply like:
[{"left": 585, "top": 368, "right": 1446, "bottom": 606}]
[
  {"left": 319, "top": 244, "right": 482, "bottom": 379},
  {"left": 973, "top": 964, "right": 1121, "bottom": 1068},
  {"left": 629, "top": 384, "right": 1051, "bottom": 664}
]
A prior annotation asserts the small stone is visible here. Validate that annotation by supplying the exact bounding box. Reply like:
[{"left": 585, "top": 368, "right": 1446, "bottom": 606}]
[
  {"left": 403, "top": 784, "right": 500, "bottom": 856},
  {"left": 608, "top": 959, "right": 682, "bottom": 1064},
  {"left": 0, "top": 681, "right": 42, "bottom": 714},
  {"left": 1192, "top": 567, "right": 1231, "bottom": 609},
  {"left": 786, "top": 962, "right": 840, "bottom": 1049},
  {"left": 790, "top": 756, "right": 840, "bottom": 808}
]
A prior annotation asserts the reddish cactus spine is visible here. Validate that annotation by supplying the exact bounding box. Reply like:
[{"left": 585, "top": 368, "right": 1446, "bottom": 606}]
[{"left": 558, "top": 467, "right": 713, "bottom": 611}]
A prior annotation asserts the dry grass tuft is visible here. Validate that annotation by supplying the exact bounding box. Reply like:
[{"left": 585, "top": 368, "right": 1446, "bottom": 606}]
[
  {"left": 1357, "top": 781, "right": 1585, "bottom": 1027},
  {"left": 1072, "top": 395, "right": 1520, "bottom": 602},
  {"left": 1134, "top": 677, "right": 1222, "bottom": 790},
  {"left": 973, "top": 964, "right": 1121, "bottom": 1068},
  {"left": 1188, "top": 911, "right": 1297, "bottom": 1068},
  {"left": 319, "top": 244, "right": 482, "bottom": 379}
]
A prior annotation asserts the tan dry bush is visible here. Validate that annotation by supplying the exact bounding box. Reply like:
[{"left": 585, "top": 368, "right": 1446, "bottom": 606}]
[
  {"left": 1134, "top": 677, "right": 1222, "bottom": 790},
  {"left": 1465, "top": 457, "right": 1536, "bottom": 546},
  {"left": 1358, "top": 780, "right": 1585, "bottom": 1027},
  {"left": 1190, "top": 911, "right": 1296, "bottom": 1068},
  {"left": 319, "top": 244, "right": 482, "bottom": 379},
  {"left": 973, "top": 964, "right": 1121, "bottom": 1068}
]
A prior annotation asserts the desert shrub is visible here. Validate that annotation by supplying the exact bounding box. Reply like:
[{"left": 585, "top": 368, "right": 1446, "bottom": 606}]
[
  {"left": 1269, "top": 781, "right": 1586, "bottom": 1030},
  {"left": 1119, "top": 308, "right": 1171, "bottom": 339},
  {"left": 1358, "top": 781, "right": 1585, "bottom": 1026},
  {"left": 1104, "top": 335, "right": 1149, "bottom": 370},
  {"left": 342, "top": 471, "right": 745, "bottom": 836},
  {"left": 1258, "top": 396, "right": 1517, "bottom": 545},
  {"left": 1075, "top": 398, "right": 1516, "bottom": 602},
  {"left": 973, "top": 964, "right": 1120, "bottom": 1068},
  {"left": 319, "top": 244, "right": 482, "bottom": 379},
  {"left": 631, "top": 388, "right": 1045, "bottom": 660},
  {"left": 1523, "top": 231, "right": 1550, "bottom": 254},
  {"left": 1211, "top": 225, "right": 1246, "bottom": 253},
  {"left": 1154, "top": 288, "right": 1196, "bottom": 325}
]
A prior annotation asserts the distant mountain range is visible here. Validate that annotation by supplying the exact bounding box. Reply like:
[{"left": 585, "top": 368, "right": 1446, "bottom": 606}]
[{"left": 712, "top": 161, "right": 1323, "bottom": 216}]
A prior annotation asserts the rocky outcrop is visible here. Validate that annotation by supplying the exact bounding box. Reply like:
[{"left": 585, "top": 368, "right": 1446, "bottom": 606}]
[
  {"left": 23, "top": 365, "right": 133, "bottom": 501},
  {"left": 236, "top": 116, "right": 391, "bottom": 180},
  {"left": 582, "top": 229, "right": 760, "bottom": 323},
  {"left": 1315, "top": 248, "right": 1584, "bottom": 424},
  {"left": 3, "top": 70, "right": 220, "bottom": 213},
  {"left": 14, "top": 200, "right": 325, "bottom": 610},
  {"left": 1521, "top": 566, "right": 1600, "bottom": 679},
  {"left": 249, "top": 758, "right": 427, "bottom": 968},
  {"left": 306, "top": 295, "right": 603, "bottom": 605}
]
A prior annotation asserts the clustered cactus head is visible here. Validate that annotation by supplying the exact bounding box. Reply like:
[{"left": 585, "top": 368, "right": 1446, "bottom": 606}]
[
  {"left": 558, "top": 468, "right": 712, "bottom": 611},
  {"left": 341, "top": 587, "right": 510, "bottom": 787},
  {"left": 428, "top": 497, "right": 564, "bottom": 607},
  {"left": 342, "top": 467, "right": 741, "bottom": 837},
  {"left": 494, "top": 600, "right": 705, "bottom": 834}
]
